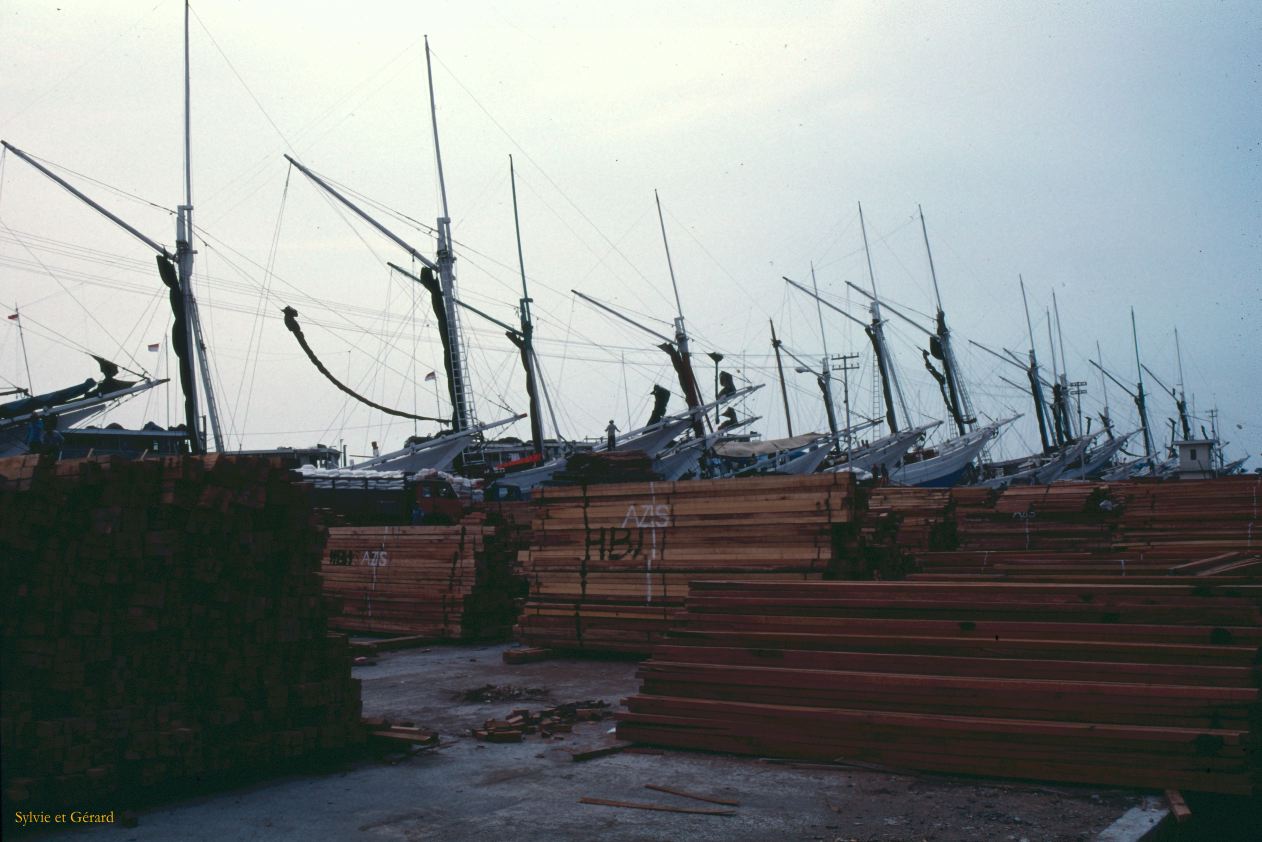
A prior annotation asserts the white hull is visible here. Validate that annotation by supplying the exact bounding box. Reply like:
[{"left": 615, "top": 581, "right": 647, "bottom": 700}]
[
  {"left": 828, "top": 424, "right": 937, "bottom": 475},
  {"left": 493, "top": 386, "right": 762, "bottom": 491},
  {"left": 976, "top": 435, "right": 1097, "bottom": 489},
  {"left": 359, "top": 414, "right": 522, "bottom": 473},
  {"left": 1058, "top": 434, "right": 1133, "bottom": 481},
  {"left": 889, "top": 422, "right": 1001, "bottom": 487}
]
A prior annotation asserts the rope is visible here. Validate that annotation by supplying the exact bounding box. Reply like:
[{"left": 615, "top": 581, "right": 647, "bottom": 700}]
[{"left": 281, "top": 305, "right": 448, "bottom": 424}]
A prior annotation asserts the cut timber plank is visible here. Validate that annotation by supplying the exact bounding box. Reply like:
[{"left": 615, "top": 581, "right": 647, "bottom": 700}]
[{"left": 579, "top": 797, "right": 735, "bottom": 816}]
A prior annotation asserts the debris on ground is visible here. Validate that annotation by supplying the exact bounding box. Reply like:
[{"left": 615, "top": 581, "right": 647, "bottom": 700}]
[
  {"left": 473, "top": 700, "right": 611, "bottom": 742},
  {"left": 502, "top": 646, "right": 552, "bottom": 664},
  {"left": 567, "top": 741, "right": 632, "bottom": 762},
  {"left": 457, "top": 683, "right": 550, "bottom": 704},
  {"left": 645, "top": 783, "right": 740, "bottom": 806},
  {"left": 363, "top": 716, "right": 440, "bottom": 750},
  {"left": 579, "top": 796, "right": 735, "bottom": 817}
]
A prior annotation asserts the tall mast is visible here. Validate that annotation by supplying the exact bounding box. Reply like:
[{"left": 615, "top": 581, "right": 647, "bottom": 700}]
[
  {"left": 1174, "top": 327, "right": 1186, "bottom": 394},
  {"left": 654, "top": 190, "right": 704, "bottom": 434},
  {"left": 655, "top": 190, "right": 685, "bottom": 330},
  {"left": 1052, "top": 291, "right": 1069, "bottom": 383},
  {"left": 1131, "top": 308, "right": 1154, "bottom": 457},
  {"left": 1019, "top": 277, "right": 1052, "bottom": 453},
  {"left": 1045, "top": 307, "right": 1070, "bottom": 446},
  {"left": 918, "top": 205, "right": 973, "bottom": 435},
  {"left": 809, "top": 263, "right": 838, "bottom": 442},
  {"left": 769, "top": 319, "right": 794, "bottom": 437},
  {"left": 1173, "top": 327, "right": 1191, "bottom": 440},
  {"left": 177, "top": 0, "right": 223, "bottom": 453},
  {"left": 1096, "top": 340, "right": 1113, "bottom": 439},
  {"left": 1052, "top": 291, "right": 1077, "bottom": 439},
  {"left": 183, "top": 2, "right": 192, "bottom": 211},
  {"left": 509, "top": 155, "right": 544, "bottom": 456},
  {"left": 13, "top": 305, "right": 34, "bottom": 395},
  {"left": 424, "top": 36, "right": 474, "bottom": 433},
  {"left": 174, "top": 0, "right": 202, "bottom": 453},
  {"left": 858, "top": 202, "right": 907, "bottom": 433}
]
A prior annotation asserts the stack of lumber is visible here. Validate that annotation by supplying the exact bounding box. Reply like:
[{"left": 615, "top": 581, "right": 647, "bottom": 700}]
[
  {"left": 320, "top": 512, "right": 525, "bottom": 639},
  {"left": 548, "top": 450, "right": 660, "bottom": 485},
  {"left": 1113, "top": 476, "right": 1261, "bottom": 556},
  {"left": 0, "top": 454, "right": 364, "bottom": 813},
  {"left": 909, "top": 549, "right": 1260, "bottom": 581},
  {"left": 860, "top": 487, "right": 953, "bottom": 553},
  {"left": 514, "top": 473, "right": 855, "bottom": 654},
  {"left": 842, "top": 487, "right": 954, "bottom": 579},
  {"left": 618, "top": 579, "right": 1262, "bottom": 795},
  {"left": 908, "top": 477, "right": 1260, "bottom": 581},
  {"left": 950, "top": 483, "right": 1118, "bottom": 552}
]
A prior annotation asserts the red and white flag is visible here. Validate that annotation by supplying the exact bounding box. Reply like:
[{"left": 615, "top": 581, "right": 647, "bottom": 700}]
[
  {"left": 424, "top": 371, "right": 437, "bottom": 382},
  {"left": 148, "top": 342, "right": 160, "bottom": 352}
]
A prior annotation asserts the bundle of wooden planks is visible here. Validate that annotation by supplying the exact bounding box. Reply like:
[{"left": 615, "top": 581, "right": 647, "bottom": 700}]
[
  {"left": 618, "top": 578, "right": 1262, "bottom": 795},
  {"left": 0, "top": 454, "right": 365, "bottom": 813},
  {"left": 908, "top": 477, "right": 1260, "bottom": 580},
  {"left": 319, "top": 513, "right": 525, "bottom": 638},
  {"left": 514, "top": 473, "right": 856, "bottom": 654}
]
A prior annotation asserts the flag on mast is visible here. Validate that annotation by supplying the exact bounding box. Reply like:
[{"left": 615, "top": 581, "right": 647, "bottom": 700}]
[
  {"left": 6, "top": 313, "right": 17, "bottom": 321},
  {"left": 424, "top": 371, "right": 437, "bottom": 382},
  {"left": 148, "top": 342, "right": 160, "bottom": 352}
]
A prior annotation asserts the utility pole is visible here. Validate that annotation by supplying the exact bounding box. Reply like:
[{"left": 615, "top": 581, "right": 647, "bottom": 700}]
[
  {"left": 832, "top": 352, "right": 860, "bottom": 464},
  {"left": 1069, "top": 381, "right": 1087, "bottom": 435}
]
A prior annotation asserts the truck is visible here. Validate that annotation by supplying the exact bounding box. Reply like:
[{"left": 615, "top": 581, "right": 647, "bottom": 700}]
[{"left": 301, "top": 468, "right": 465, "bottom": 525}]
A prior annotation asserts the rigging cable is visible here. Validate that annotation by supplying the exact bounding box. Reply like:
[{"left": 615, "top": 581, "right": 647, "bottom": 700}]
[
  {"left": 0, "top": 220, "right": 150, "bottom": 378},
  {"left": 236, "top": 168, "right": 291, "bottom": 447}
]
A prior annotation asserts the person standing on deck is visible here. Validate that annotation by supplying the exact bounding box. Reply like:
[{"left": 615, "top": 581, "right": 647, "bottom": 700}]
[
  {"left": 606, "top": 420, "right": 619, "bottom": 450},
  {"left": 40, "top": 414, "right": 64, "bottom": 457},
  {"left": 25, "top": 410, "right": 44, "bottom": 454}
]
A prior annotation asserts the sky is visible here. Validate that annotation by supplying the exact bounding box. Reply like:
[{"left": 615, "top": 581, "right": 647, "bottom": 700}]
[{"left": 1, "top": 0, "right": 1258, "bottom": 467}]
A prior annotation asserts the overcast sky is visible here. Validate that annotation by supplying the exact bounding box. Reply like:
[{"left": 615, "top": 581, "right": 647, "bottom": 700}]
[{"left": 1, "top": 1, "right": 1258, "bottom": 467}]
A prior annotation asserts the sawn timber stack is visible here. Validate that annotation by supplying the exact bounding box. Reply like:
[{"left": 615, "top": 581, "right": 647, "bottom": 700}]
[
  {"left": 0, "top": 454, "right": 364, "bottom": 813},
  {"left": 618, "top": 579, "right": 1262, "bottom": 795},
  {"left": 319, "top": 514, "right": 524, "bottom": 638},
  {"left": 514, "top": 473, "right": 856, "bottom": 654}
]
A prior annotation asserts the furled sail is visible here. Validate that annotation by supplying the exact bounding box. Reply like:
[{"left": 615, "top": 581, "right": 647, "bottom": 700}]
[
  {"left": 281, "top": 306, "right": 448, "bottom": 424},
  {"left": 506, "top": 330, "right": 543, "bottom": 453},
  {"left": 157, "top": 255, "right": 199, "bottom": 438},
  {"left": 647, "top": 385, "right": 671, "bottom": 426},
  {"left": 657, "top": 343, "right": 705, "bottom": 436},
  {"left": 413, "top": 267, "right": 459, "bottom": 428},
  {"left": 0, "top": 380, "right": 94, "bottom": 419},
  {"left": 91, "top": 355, "right": 135, "bottom": 394}
]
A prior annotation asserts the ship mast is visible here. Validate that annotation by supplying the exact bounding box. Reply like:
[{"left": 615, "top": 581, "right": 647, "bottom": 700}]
[
  {"left": 918, "top": 206, "right": 974, "bottom": 435},
  {"left": 1019, "top": 277, "right": 1053, "bottom": 453},
  {"left": 769, "top": 319, "right": 794, "bottom": 437},
  {"left": 1052, "top": 291, "right": 1079, "bottom": 440},
  {"left": 858, "top": 202, "right": 907, "bottom": 434},
  {"left": 1131, "top": 308, "right": 1154, "bottom": 458},
  {"left": 509, "top": 155, "right": 545, "bottom": 456},
  {"left": 178, "top": 0, "right": 223, "bottom": 453},
  {"left": 1045, "top": 308, "right": 1068, "bottom": 446},
  {"left": 1096, "top": 340, "right": 1113, "bottom": 439},
  {"left": 1173, "top": 328, "right": 1191, "bottom": 441},
  {"left": 424, "top": 36, "right": 475, "bottom": 433},
  {"left": 654, "top": 190, "right": 705, "bottom": 435},
  {"left": 809, "top": 263, "right": 840, "bottom": 442}
]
